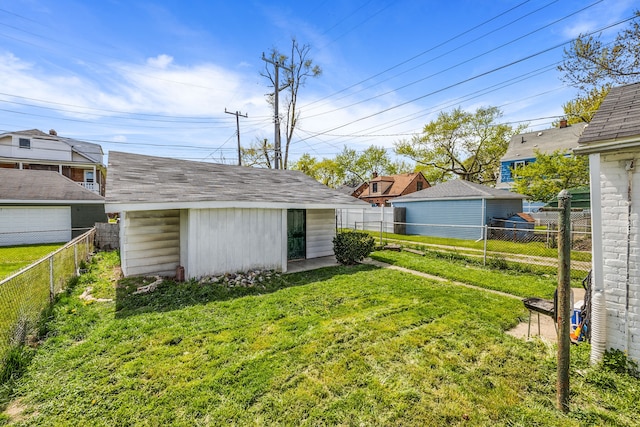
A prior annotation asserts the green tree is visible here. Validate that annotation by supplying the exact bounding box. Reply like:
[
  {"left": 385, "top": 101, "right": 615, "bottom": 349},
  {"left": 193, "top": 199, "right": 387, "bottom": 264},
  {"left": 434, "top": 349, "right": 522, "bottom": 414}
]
[
  {"left": 558, "top": 11, "right": 639, "bottom": 124},
  {"left": 559, "top": 86, "right": 610, "bottom": 125},
  {"left": 241, "top": 138, "right": 274, "bottom": 168},
  {"left": 290, "top": 154, "right": 344, "bottom": 188},
  {"left": 335, "top": 145, "right": 410, "bottom": 183},
  {"left": 262, "top": 38, "right": 322, "bottom": 169},
  {"left": 511, "top": 150, "right": 589, "bottom": 203},
  {"left": 558, "top": 11, "right": 640, "bottom": 91},
  {"left": 395, "top": 106, "right": 522, "bottom": 185}
]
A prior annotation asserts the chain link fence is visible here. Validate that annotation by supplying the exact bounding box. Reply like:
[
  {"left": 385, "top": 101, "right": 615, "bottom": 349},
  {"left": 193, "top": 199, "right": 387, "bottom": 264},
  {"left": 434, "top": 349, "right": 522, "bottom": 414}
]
[
  {"left": 0, "top": 228, "right": 95, "bottom": 368},
  {"left": 351, "top": 210, "right": 591, "bottom": 275}
]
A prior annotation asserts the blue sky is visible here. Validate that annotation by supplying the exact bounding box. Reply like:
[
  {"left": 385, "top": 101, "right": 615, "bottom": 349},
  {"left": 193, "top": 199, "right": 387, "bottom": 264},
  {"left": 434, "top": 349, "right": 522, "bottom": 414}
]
[{"left": 1, "top": 0, "right": 637, "bottom": 165}]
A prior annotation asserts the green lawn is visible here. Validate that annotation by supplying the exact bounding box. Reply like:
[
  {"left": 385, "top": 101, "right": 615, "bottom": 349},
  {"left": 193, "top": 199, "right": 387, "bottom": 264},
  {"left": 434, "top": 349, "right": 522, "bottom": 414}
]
[
  {"left": 361, "top": 230, "right": 592, "bottom": 262},
  {"left": 0, "top": 244, "right": 63, "bottom": 280},
  {"left": 369, "top": 250, "right": 583, "bottom": 298},
  {"left": 2, "top": 252, "right": 639, "bottom": 426}
]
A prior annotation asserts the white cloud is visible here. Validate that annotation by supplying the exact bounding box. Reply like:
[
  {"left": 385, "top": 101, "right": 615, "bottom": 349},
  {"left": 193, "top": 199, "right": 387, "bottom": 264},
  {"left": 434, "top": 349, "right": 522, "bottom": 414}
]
[{"left": 146, "top": 54, "right": 174, "bottom": 69}]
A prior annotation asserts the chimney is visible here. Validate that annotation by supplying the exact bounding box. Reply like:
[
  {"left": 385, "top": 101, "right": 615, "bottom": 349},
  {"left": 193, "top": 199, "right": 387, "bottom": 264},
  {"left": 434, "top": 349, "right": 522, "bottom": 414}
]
[
  {"left": 49, "top": 129, "right": 57, "bottom": 136},
  {"left": 559, "top": 119, "right": 568, "bottom": 129},
  {"left": 372, "top": 171, "right": 378, "bottom": 179}
]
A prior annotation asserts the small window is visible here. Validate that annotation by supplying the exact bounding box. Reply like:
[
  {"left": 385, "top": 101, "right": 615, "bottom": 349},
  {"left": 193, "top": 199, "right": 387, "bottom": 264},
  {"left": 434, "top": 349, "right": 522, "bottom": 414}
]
[
  {"left": 372, "top": 183, "right": 378, "bottom": 193},
  {"left": 84, "top": 170, "right": 94, "bottom": 183},
  {"left": 513, "top": 160, "right": 526, "bottom": 169},
  {"left": 417, "top": 181, "right": 423, "bottom": 191},
  {"left": 19, "top": 138, "right": 30, "bottom": 149}
]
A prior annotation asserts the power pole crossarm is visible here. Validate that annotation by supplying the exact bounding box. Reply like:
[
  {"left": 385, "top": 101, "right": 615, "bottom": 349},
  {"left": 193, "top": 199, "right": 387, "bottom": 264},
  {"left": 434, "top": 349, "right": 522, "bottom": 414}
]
[{"left": 225, "top": 108, "right": 248, "bottom": 166}]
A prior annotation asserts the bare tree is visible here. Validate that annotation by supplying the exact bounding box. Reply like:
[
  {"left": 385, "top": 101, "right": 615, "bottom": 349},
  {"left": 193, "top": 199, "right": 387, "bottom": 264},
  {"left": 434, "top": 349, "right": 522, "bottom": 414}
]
[{"left": 261, "top": 38, "right": 321, "bottom": 169}]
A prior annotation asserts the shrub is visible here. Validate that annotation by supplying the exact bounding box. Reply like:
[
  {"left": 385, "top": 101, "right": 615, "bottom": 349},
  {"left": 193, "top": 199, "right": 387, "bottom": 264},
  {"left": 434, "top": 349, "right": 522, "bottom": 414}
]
[{"left": 333, "top": 231, "right": 375, "bottom": 265}]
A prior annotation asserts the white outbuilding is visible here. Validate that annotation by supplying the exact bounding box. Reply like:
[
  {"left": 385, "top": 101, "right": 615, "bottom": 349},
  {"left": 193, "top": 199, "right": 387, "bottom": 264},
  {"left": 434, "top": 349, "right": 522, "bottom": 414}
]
[
  {"left": 575, "top": 82, "right": 640, "bottom": 364},
  {"left": 105, "top": 151, "right": 368, "bottom": 279}
]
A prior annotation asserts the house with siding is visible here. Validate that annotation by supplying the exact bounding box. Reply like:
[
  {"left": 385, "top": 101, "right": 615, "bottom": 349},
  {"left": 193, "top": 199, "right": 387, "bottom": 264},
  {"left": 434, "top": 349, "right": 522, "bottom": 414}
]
[
  {"left": 574, "top": 82, "right": 640, "bottom": 364},
  {"left": 497, "top": 121, "right": 588, "bottom": 212},
  {"left": 0, "top": 169, "right": 105, "bottom": 246},
  {"left": 105, "top": 151, "right": 368, "bottom": 278},
  {"left": 0, "top": 129, "right": 106, "bottom": 195},
  {"left": 392, "top": 179, "right": 525, "bottom": 240},
  {"left": 357, "top": 172, "right": 430, "bottom": 206}
]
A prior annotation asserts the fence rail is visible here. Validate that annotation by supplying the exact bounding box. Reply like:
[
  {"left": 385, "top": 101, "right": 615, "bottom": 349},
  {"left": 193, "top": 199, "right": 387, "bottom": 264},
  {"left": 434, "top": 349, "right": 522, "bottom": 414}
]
[
  {"left": 350, "top": 219, "right": 592, "bottom": 274},
  {"left": 0, "top": 228, "right": 95, "bottom": 365}
]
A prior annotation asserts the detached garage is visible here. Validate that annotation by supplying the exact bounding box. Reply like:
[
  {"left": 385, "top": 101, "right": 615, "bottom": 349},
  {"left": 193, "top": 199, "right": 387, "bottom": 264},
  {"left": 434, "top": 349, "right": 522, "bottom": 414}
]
[
  {"left": 0, "top": 169, "right": 106, "bottom": 246},
  {"left": 105, "top": 152, "right": 367, "bottom": 278},
  {"left": 392, "top": 179, "right": 525, "bottom": 240}
]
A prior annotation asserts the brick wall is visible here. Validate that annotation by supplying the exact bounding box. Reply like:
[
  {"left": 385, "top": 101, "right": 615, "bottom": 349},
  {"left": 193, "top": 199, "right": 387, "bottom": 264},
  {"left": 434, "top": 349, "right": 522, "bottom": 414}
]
[{"left": 597, "top": 150, "right": 640, "bottom": 362}]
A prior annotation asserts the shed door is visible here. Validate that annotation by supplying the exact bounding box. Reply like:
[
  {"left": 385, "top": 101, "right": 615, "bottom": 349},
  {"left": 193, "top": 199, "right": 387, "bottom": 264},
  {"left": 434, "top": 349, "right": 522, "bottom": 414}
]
[{"left": 287, "top": 209, "right": 306, "bottom": 260}]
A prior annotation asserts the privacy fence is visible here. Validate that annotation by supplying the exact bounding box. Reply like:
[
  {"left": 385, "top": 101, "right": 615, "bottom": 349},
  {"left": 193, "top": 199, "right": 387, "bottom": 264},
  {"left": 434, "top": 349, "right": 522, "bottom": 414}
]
[
  {"left": 0, "top": 228, "right": 95, "bottom": 368},
  {"left": 337, "top": 208, "right": 592, "bottom": 274}
]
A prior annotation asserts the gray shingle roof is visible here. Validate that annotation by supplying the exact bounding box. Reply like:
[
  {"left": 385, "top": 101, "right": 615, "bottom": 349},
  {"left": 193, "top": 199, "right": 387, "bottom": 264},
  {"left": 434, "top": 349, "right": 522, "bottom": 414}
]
[
  {"left": 393, "top": 179, "right": 525, "bottom": 202},
  {"left": 0, "top": 129, "right": 104, "bottom": 164},
  {"left": 106, "top": 151, "right": 369, "bottom": 207},
  {"left": 0, "top": 169, "right": 104, "bottom": 202},
  {"left": 501, "top": 123, "right": 587, "bottom": 162},
  {"left": 578, "top": 82, "right": 640, "bottom": 145}
]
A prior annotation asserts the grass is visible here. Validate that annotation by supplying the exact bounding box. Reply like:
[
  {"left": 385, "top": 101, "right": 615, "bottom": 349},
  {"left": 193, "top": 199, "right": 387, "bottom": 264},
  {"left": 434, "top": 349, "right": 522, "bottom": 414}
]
[
  {"left": 369, "top": 250, "right": 586, "bottom": 298},
  {"left": 2, "top": 251, "right": 639, "bottom": 426},
  {"left": 361, "top": 230, "right": 592, "bottom": 262},
  {"left": 0, "top": 244, "right": 63, "bottom": 280}
]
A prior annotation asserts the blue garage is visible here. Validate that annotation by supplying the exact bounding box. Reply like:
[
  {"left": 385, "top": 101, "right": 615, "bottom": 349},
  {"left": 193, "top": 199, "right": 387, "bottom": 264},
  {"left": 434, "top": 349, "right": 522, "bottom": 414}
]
[{"left": 392, "top": 180, "right": 525, "bottom": 240}]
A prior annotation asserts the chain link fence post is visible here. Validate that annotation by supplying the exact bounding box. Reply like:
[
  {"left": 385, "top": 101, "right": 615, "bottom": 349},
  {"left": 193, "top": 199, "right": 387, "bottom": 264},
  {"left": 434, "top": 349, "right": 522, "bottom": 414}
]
[{"left": 557, "top": 189, "right": 572, "bottom": 413}]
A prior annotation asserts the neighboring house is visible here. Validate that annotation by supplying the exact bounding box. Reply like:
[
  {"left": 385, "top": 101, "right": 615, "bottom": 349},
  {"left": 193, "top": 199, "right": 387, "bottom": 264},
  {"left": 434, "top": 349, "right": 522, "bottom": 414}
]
[
  {"left": 0, "top": 169, "right": 106, "bottom": 246},
  {"left": 358, "top": 172, "right": 430, "bottom": 206},
  {"left": 0, "top": 129, "right": 106, "bottom": 195},
  {"left": 337, "top": 182, "right": 368, "bottom": 199},
  {"left": 105, "top": 151, "right": 368, "bottom": 279},
  {"left": 392, "top": 179, "right": 525, "bottom": 240},
  {"left": 574, "top": 82, "right": 640, "bottom": 364},
  {"left": 497, "top": 121, "right": 588, "bottom": 212}
]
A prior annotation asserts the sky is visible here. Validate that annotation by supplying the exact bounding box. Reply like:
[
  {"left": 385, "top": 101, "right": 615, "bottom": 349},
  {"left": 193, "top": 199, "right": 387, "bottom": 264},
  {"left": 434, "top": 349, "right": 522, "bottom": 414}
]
[{"left": 1, "top": 0, "right": 637, "bottom": 166}]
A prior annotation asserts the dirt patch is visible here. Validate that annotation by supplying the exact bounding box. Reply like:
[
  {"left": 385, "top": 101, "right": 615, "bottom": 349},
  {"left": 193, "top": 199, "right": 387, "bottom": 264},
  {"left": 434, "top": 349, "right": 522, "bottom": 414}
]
[{"left": 4, "top": 399, "right": 32, "bottom": 423}]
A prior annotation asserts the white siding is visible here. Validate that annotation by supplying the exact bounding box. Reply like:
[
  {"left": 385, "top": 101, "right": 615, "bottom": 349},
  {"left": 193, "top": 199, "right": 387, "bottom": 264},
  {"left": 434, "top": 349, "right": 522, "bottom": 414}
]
[
  {"left": 306, "top": 209, "right": 335, "bottom": 258},
  {"left": 594, "top": 150, "right": 640, "bottom": 363},
  {"left": 0, "top": 206, "right": 70, "bottom": 246},
  {"left": 0, "top": 136, "right": 72, "bottom": 162},
  {"left": 185, "top": 208, "right": 284, "bottom": 278},
  {"left": 122, "top": 209, "right": 180, "bottom": 277}
]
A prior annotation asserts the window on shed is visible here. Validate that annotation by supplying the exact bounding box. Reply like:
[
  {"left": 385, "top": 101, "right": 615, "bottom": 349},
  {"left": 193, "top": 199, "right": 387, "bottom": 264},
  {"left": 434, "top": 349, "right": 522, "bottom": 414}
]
[{"left": 19, "top": 138, "right": 31, "bottom": 149}]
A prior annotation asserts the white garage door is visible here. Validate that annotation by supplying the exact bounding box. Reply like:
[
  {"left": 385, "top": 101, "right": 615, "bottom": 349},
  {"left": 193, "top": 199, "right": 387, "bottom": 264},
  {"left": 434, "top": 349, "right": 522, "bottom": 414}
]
[{"left": 0, "top": 206, "right": 71, "bottom": 246}]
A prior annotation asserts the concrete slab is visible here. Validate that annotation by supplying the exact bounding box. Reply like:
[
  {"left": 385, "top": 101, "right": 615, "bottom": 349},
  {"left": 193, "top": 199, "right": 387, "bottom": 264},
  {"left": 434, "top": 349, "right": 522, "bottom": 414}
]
[{"left": 286, "top": 256, "right": 339, "bottom": 274}]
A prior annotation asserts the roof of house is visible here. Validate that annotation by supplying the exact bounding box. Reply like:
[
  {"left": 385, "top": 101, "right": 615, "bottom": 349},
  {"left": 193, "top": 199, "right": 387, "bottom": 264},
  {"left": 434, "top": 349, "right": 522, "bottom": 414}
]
[
  {"left": 393, "top": 179, "right": 525, "bottom": 203},
  {"left": 576, "top": 82, "right": 640, "bottom": 150},
  {"left": 105, "top": 151, "right": 369, "bottom": 211},
  {"left": 359, "top": 172, "right": 426, "bottom": 198},
  {"left": 0, "top": 169, "right": 104, "bottom": 202},
  {"left": 0, "top": 129, "right": 104, "bottom": 164},
  {"left": 501, "top": 122, "right": 588, "bottom": 162}
]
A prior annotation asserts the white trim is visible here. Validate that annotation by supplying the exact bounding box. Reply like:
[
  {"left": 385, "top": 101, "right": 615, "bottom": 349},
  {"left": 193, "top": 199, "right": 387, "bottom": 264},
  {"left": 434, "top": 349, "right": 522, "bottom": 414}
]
[
  {"left": 574, "top": 136, "right": 640, "bottom": 155},
  {"left": 1, "top": 199, "right": 104, "bottom": 204},
  {"left": 281, "top": 210, "right": 288, "bottom": 272},
  {"left": 393, "top": 196, "right": 524, "bottom": 204},
  {"left": 589, "top": 153, "right": 603, "bottom": 292},
  {"left": 105, "top": 200, "right": 364, "bottom": 213}
]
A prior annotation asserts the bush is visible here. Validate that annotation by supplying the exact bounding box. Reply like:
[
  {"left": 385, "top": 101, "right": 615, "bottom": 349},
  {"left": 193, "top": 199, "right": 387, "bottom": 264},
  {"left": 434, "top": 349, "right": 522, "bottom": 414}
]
[{"left": 333, "top": 232, "right": 375, "bottom": 265}]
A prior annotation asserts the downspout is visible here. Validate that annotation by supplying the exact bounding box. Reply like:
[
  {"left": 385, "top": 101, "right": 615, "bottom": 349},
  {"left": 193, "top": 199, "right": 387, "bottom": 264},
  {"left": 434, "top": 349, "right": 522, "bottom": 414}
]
[{"left": 625, "top": 159, "right": 634, "bottom": 354}]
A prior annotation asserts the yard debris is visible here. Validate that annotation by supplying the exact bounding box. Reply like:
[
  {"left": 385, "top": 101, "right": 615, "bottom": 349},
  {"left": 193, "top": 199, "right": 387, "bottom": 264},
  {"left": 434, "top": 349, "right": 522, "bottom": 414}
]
[
  {"left": 198, "top": 269, "right": 279, "bottom": 288},
  {"left": 133, "top": 276, "right": 163, "bottom": 295},
  {"left": 79, "top": 287, "right": 113, "bottom": 303},
  {"left": 383, "top": 244, "right": 401, "bottom": 251}
]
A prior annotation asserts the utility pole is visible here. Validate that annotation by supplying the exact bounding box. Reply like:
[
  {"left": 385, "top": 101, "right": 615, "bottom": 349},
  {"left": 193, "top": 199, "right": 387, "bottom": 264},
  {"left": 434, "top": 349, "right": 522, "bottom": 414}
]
[
  {"left": 261, "top": 53, "right": 291, "bottom": 169},
  {"left": 556, "top": 189, "right": 572, "bottom": 413},
  {"left": 224, "top": 108, "right": 248, "bottom": 166}
]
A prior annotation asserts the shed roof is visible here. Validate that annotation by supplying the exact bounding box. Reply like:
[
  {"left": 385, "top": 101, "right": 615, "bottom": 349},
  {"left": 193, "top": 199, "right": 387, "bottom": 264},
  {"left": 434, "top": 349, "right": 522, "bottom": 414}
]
[
  {"left": 576, "top": 82, "right": 640, "bottom": 151},
  {"left": 105, "top": 151, "right": 369, "bottom": 211},
  {"left": 501, "top": 123, "right": 587, "bottom": 162},
  {"left": 0, "top": 169, "right": 104, "bottom": 203},
  {"left": 393, "top": 179, "right": 525, "bottom": 203}
]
